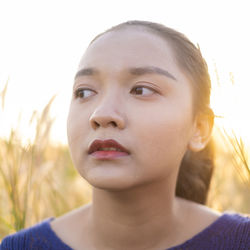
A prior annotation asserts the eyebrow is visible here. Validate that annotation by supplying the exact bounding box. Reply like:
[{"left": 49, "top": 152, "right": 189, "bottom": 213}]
[
  {"left": 74, "top": 68, "right": 98, "bottom": 79},
  {"left": 129, "top": 66, "right": 177, "bottom": 81},
  {"left": 74, "top": 66, "right": 177, "bottom": 81}
]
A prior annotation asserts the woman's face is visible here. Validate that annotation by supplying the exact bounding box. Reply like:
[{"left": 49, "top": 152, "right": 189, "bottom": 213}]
[{"left": 67, "top": 28, "right": 197, "bottom": 190}]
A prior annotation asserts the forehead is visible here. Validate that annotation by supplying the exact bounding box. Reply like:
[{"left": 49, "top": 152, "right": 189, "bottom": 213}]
[{"left": 78, "top": 28, "right": 179, "bottom": 74}]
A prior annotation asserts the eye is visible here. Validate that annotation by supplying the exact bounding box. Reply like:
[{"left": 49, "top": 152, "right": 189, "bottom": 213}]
[
  {"left": 130, "top": 86, "right": 156, "bottom": 96},
  {"left": 74, "top": 88, "right": 96, "bottom": 99}
]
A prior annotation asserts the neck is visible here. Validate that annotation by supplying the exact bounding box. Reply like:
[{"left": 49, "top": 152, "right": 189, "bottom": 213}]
[{"left": 88, "top": 180, "right": 184, "bottom": 249}]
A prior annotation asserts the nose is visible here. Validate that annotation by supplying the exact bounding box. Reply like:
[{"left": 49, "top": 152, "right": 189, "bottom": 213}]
[{"left": 89, "top": 95, "right": 126, "bottom": 130}]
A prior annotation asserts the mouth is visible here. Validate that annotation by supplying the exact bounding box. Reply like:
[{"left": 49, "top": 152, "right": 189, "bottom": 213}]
[{"left": 88, "top": 139, "right": 130, "bottom": 160}]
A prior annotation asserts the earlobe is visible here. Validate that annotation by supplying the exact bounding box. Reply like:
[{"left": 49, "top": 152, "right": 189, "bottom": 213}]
[
  {"left": 188, "top": 110, "right": 214, "bottom": 152},
  {"left": 188, "top": 140, "right": 206, "bottom": 152}
]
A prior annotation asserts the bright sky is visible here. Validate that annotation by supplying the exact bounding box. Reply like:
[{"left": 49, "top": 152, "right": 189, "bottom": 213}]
[{"left": 0, "top": 0, "right": 250, "bottom": 145}]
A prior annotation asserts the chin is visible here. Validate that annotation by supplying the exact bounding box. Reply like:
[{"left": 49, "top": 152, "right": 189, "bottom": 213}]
[{"left": 82, "top": 168, "right": 140, "bottom": 192}]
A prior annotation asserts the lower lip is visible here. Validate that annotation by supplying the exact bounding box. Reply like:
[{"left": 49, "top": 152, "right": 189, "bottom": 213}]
[{"left": 90, "top": 151, "right": 129, "bottom": 160}]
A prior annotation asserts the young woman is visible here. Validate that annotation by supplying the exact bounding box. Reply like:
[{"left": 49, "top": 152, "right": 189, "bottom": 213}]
[{"left": 1, "top": 20, "right": 249, "bottom": 250}]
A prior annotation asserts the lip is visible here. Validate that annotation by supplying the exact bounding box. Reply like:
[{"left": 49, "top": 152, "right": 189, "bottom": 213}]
[
  {"left": 88, "top": 139, "right": 130, "bottom": 159},
  {"left": 90, "top": 151, "right": 129, "bottom": 160}
]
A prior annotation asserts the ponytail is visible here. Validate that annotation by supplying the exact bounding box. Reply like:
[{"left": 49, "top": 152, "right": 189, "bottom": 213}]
[{"left": 176, "top": 139, "right": 214, "bottom": 204}]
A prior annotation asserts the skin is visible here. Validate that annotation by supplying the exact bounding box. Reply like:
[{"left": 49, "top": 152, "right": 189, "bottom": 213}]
[{"left": 50, "top": 27, "right": 218, "bottom": 250}]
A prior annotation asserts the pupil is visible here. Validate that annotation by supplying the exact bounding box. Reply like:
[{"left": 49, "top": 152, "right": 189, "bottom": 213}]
[
  {"left": 136, "top": 87, "right": 143, "bottom": 95},
  {"left": 79, "top": 90, "right": 84, "bottom": 98}
]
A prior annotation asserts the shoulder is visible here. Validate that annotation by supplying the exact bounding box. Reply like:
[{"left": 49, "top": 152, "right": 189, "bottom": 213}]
[
  {"left": 217, "top": 212, "right": 250, "bottom": 231},
  {"left": 174, "top": 200, "right": 250, "bottom": 249},
  {"left": 197, "top": 212, "right": 250, "bottom": 249},
  {"left": 219, "top": 212, "right": 250, "bottom": 235},
  {"left": 0, "top": 218, "right": 63, "bottom": 250},
  {"left": 173, "top": 211, "right": 250, "bottom": 250}
]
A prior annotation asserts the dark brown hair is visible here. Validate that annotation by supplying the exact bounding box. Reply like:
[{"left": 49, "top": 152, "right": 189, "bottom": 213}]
[{"left": 91, "top": 20, "right": 214, "bottom": 205}]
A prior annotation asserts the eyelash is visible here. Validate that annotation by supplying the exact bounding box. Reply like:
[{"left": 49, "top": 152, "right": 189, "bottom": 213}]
[{"left": 74, "top": 85, "right": 157, "bottom": 100}]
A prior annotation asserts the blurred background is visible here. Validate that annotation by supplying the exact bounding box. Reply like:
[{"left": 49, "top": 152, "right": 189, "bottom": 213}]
[{"left": 0, "top": 0, "right": 250, "bottom": 239}]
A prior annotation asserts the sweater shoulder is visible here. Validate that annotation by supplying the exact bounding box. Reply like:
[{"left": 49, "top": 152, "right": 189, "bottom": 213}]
[
  {"left": 0, "top": 218, "right": 59, "bottom": 250},
  {"left": 225, "top": 213, "right": 250, "bottom": 241},
  {"left": 170, "top": 212, "right": 250, "bottom": 250},
  {"left": 200, "top": 212, "right": 250, "bottom": 249}
]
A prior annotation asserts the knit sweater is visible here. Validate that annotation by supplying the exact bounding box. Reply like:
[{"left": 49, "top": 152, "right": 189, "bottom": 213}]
[{"left": 0, "top": 213, "right": 249, "bottom": 250}]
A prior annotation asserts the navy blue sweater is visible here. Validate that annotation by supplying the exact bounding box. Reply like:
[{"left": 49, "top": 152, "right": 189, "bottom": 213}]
[{"left": 1, "top": 213, "right": 249, "bottom": 249}]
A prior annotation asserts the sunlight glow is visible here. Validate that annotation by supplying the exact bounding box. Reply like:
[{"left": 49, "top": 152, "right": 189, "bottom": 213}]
[{"left": 1, "top": 0, "right": 250, "bottom": 146}]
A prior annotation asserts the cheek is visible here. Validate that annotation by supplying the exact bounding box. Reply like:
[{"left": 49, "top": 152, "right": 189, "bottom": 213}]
[
  {"left": 67, "top": 104, "right": 89, "bottom": 161},
  {"left": 131, "top": 103, "right": 194, "bottom": 171},
  {"left": 67, "top": 105, "right": 79, "bottom": 143}
]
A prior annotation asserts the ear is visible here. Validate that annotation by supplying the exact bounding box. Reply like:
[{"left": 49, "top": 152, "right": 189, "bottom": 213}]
[{"left": 188, "top": 109, "right": 214, "bottom": 152}]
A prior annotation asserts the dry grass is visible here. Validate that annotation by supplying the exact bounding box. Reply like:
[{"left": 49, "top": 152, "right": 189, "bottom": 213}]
[
  {"left": 207, "top": 127, "right": 250, "bottom": 213},
  {"left": 0, "top": 83, "right": 91, "bottom": 239}
]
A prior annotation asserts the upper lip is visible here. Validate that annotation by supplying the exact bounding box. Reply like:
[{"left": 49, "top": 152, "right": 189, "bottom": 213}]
[{"left": 88, "top": 139, "right": 130, "bottom": 154}]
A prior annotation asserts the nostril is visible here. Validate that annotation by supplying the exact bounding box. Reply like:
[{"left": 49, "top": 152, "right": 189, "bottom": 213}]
[
  {"left": 93, "top": 121, "right": 100, "bottom": 128},
  {"left": 110, "top": 121, "right": 117, "bottom": 127},
  {"left": 91, "top": 120, "right": 117, "bottom": 129},
  {"left": 89, "top": 113, "right": 124, "bottom": 129}
]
